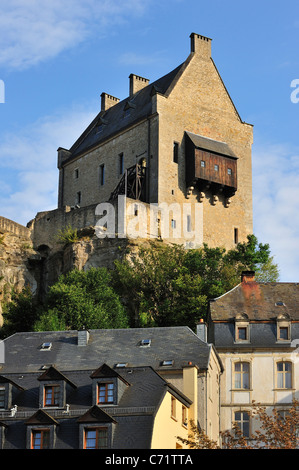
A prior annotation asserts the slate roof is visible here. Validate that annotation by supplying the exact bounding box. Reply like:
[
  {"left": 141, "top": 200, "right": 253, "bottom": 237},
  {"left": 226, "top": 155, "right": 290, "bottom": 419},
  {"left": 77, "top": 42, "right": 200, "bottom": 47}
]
[
  {"left": 208, "top": 281, "right": 299, "bottom": 349},
  {"left": 67, "top": 62, "right": 187, "bottom": 160},
  {"left": 0, "top": 364, "right": 191, "bottom": 449},
  {"left": 209, "top": 282, "right": 299, "bottom": 321},
  {"left": 0, "top": 327, "right": 209, "bottom": 448},
  {"left": 0, "top": 326, "right": 212, "bottom": 374}
]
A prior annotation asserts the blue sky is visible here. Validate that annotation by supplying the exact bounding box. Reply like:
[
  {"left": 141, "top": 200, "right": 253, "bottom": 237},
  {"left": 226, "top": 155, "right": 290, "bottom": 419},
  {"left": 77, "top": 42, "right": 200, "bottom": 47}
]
[{"left": 0, "top": 0, "right": 299, "bottom": 281}]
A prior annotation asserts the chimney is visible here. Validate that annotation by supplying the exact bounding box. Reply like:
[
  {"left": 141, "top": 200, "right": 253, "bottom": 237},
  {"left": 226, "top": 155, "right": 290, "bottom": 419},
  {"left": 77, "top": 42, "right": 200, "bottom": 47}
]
[
  {"left": 183, "top": 365, "right": 198, "bottom": 424},
  {"left": 241, "top": 271, "right": 255, "bottom": 283},
  {"left": 190, "top": 33, "right": 212, "bottom": 58},
  {"left": 129, "top": 74, "right": 150, "bottom": 97},
  {"left": 197, "top": 318, "right": 207, "bottom": 342},
  {"left": 78, "top": 329, "right": 90, "bottom": 347},
  {"left": 101, "top": 93, "right": 120, "bottom": 112}
]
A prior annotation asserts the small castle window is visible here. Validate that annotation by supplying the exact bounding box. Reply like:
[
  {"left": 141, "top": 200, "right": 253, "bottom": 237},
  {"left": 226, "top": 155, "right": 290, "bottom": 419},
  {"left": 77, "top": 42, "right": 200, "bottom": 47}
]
[
  {"left": 214, "top": 164, "right": 219, "bottom": 172},
  {"left": 100, "top": 165, "right": 105, "bottom": 186},
  {"left": 234, "top": 228, "right": 239, "bottom": 245},
  {"left": 119, "top": 153, "right": 124, "bottom": 175},
  {"left": 76, "top": 192, "right": 81, "bottom": 205},
  {"left": 173, "top": 142, "right": 179, "bottom": 163},
  {"left": 228, "top": 168, "right": 232, "bottom": 175},
  {"left": 74, "top": 169, "right": 79, "bottom": 179},
  {"left": 201, "top": 160, "right": 205, "bottom": 168}
]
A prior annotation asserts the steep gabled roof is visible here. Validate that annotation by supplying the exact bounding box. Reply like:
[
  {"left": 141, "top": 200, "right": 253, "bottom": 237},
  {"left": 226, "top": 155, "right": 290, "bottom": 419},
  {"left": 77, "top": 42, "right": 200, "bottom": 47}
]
[
  {"left": 37, "top": 365, "right": 77, "bottom": 388},
  {"left": 67, "top": 62, "right": 186, "bottom": 160},
  {"left": 25, "top": 409, "right": 59, "bottom": 426},
  {"left": 77, "top": 405, "right": 116, "bottom": 424},
  {"left": 90, "top": 363, "right": 130, "bottom": 386}
]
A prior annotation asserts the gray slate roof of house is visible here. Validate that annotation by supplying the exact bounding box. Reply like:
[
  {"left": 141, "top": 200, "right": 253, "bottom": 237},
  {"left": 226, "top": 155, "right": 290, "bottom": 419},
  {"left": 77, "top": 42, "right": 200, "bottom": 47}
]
[
  {"left": 0, "top": 366, "right": 186, "bottom": 449},
  {"left": 209, "top": 281, "right": 299, "bottom": 349},
  {"left": 0, "top": 326, "right": 204, "bottom": 449},
  {"left": 0, "top": 326, "right": 211, "bottom": 374},
  {"left": 209, "top": 282, "right": 299, "bottom": 321}
]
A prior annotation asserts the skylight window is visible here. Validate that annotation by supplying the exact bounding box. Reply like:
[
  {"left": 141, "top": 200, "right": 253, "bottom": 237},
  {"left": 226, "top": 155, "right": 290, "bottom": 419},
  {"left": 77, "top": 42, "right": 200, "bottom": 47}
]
[
  {"left": 40, "top": 342, "right": 52, "bottom": 351},
  {"left": 140, "top": 339, "right": 151, "bottom": 347},
  {"left": 275, "top": 301, "right": 285, "bottom": 307},
  {"left": 161, "top": 360, "right": 173, "bottom": 367},
  {"left": 115, "top": 363, "right": 127, "bottom": 368}
]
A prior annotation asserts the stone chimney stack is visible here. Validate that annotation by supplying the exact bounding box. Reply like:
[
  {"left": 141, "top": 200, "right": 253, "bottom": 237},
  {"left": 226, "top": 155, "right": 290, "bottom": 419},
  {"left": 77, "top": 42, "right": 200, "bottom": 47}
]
[
  {"left": 190, "top": 33, "right": 212, "bottom": 59},
  {"left": 196, "top": 318, "right": 207, "bottom": 342},
  {"left": 241, "top": 271, "right": 255, "bottom": 283},
  {"left": 78, "top": 329, "right": 90, "bottom": 347},
  {"left": 129, "top": 74, "right": 149, "bottom": 97},
  {"left": 101, "top": 93, "right": 120, "bottom": 112}
]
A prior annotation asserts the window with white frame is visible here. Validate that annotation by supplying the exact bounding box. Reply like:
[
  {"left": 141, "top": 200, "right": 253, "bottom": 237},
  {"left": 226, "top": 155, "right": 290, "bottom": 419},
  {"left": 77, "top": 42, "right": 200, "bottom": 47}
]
[
  {"left": 276, "top": 361, "right": 292, "bottom": 389},
  {"left": 234, "top": 362, "right": 250, "bottom": 389},
  {"left": 234, "top": 411, "right": 250, "bottom": 438}
]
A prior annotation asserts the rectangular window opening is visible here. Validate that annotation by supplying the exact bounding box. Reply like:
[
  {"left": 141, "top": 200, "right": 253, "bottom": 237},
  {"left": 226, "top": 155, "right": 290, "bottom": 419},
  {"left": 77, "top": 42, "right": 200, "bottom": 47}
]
[
  {"left": 173, "top": 142, "right": 179, "bottom": 163},
  {"left": 119, "top": 153, "right": 124, "bottom": 176},
  {"left": 98, "top": 383, "right": 114, "bottom": 404},
  {"left": 234, "top": 228, "right": 239, "bottom": 245},
  {"left": 31, "top": 429, "right": 50, "bottom": 449},
  {"left": 100, "top": 164, "right": 105, "bottom": 186}
]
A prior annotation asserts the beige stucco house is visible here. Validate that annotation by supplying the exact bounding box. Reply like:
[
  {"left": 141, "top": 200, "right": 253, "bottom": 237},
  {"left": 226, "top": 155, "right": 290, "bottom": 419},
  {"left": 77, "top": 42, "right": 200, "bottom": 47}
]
[{"left": 207, "top": 271, "right": 299, "bottom": 442}]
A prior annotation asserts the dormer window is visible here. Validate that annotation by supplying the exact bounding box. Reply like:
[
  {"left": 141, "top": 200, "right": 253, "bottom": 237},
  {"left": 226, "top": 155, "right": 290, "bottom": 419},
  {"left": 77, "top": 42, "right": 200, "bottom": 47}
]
[
  {"left": 40, "top": 342, "right": 52, "bottom": 351},
  {"left": 234, "top": 314, "right": 250, "bottom": 343},
  {"left": 0, "top": 376, "right": 24, "bottom": 410},
  {"left": 44, "top": 385, "right": 60, "bottom": 407},
  {"left": 276, "top": 314, "right": 291, "bottom": 342},
  {"left": 98, "top": 383, "right": 114, "bottom": 405},
  {"left": 38, "top": 366, "right": 76, "bottom": 409},
  {"left": 90, "top": 364, "right": 130, "bottom": 407},
  {"left": 78, "top": 405, "right": 116, "bottom": 449}
]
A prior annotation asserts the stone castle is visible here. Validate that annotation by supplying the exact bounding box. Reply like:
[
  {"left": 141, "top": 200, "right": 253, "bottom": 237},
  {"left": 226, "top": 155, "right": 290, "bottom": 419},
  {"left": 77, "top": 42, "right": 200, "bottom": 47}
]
[{"left": 0, "top": 33, "right": 253, "bottom": 317}]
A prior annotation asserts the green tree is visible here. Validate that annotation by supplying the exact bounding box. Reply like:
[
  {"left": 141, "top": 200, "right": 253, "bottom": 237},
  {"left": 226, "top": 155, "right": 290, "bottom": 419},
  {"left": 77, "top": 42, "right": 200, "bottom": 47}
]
[
  {"left": 0, "top": 287, "right": 39, "bottom": 338},
  {"left": 224, "top": 234, "right": 279, "bottom": 281},
  {"left": 113, "top": 243, "right": 207, "bottom": 329},
  {"left": 34, "top": 267, "right": 129, "bottom": 331},
  {"left": 113, "top": 235, "right": 278, "bottom": 329}
]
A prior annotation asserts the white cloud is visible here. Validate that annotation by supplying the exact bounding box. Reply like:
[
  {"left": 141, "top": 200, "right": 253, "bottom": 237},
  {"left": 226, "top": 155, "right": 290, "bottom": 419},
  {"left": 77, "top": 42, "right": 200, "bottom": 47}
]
[
  {"left": 252, "top": 142, "right": 299, "bottom": 281},
  {"left": 118, "top": 50, "right": 166, "bottom": 66},
  {"left": 0, "top": 0, "right": 150, "bottom": 69},
  {"left": 0, "top": 104, "right": 97, "bottom": 224}
]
